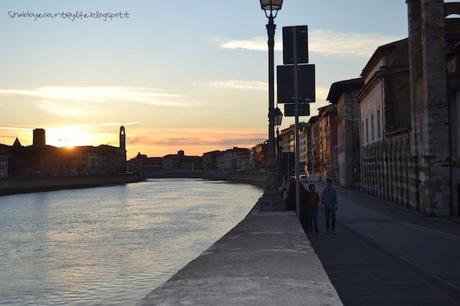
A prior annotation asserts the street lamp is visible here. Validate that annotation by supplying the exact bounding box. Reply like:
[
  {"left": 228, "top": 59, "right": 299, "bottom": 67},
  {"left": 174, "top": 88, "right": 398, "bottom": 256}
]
[
  {"left": 274, "top": 106, "right": 283, "bottom": 127},
  {"left": 259, "top": 0, "right": 284, "bottom": 211}
]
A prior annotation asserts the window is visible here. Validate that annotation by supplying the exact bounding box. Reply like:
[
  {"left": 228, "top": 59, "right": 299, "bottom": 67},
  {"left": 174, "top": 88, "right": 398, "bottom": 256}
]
[
  {"left": 362, "top": 121, "right": 365, "bottom": 145},
  {"left": 377, "top": 110, "right": 381, "bottom": 139},
  {"left": 366, "top": 118, "right": 369, "bottom": 144},
  {"left": 371, "top": 114, "right": 375, "bottom": 142}
]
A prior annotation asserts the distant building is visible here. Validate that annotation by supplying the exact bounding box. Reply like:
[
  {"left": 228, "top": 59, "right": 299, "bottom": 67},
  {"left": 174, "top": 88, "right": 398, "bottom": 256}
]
[
  {"left": 278, "top": 125, "right": 295, "bottom": 154},
  {"left": 0, "top": 144, "right": 9, "bottom": 178},
  {"left": 162, "top": 153, "right": 180, "bottom": 170},
  {"left": 128, "top": 153, "right": 163, "bottom": 176},
  {"left": 220, "top": 147, "right": 251, "bottom": 172},
  {"left": 317, "top": 104, "right": 338, "bottom": 181},
  {"left": 298, "top": 122, "right": 308, "bottom": 173},
  {"left": 8, "top": 126, "right": 127, "bottom": 177},
  {"left": 327, "top": 78, "right": 363, "bottom": 188},
  {"left": 163, "top": 150, "right": 202, "bottom": 171},
  {"left": 250, "top": 142, "right": 267, "bottom": 173},
  {"left": 306, "top": 116, "right": 320, "bottom": 175},
  {"left": 202, "top": 150, "right": 222, "bottom": 171},
  {"left": 216, "top": 153, "right": 225, "bottom": 171}
]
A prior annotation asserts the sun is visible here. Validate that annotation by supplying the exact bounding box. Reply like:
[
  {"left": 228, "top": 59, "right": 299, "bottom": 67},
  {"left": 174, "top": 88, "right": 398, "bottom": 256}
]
[{"left": 47, "top": 127, "right": 94, "bottom": 148}]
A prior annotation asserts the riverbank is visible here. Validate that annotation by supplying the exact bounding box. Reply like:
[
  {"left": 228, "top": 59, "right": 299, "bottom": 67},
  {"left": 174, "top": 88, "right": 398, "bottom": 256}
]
[
  {"left": 139, "top": 202, "right": 342, "bottom": 306},
  {"left": 0, "top": 175, "right": 143, "bottom": 196}
]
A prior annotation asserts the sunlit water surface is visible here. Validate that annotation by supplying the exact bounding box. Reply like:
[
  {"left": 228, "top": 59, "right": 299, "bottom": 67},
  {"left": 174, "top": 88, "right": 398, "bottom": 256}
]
[{"left": 0, "top": 179, "right": 262, "bottom": 305}]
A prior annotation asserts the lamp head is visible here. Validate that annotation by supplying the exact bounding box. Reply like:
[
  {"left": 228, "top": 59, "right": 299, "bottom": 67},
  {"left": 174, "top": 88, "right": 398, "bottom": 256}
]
[
  {"left": 274, "top": 107, "right": 284, "bottom": 126},
  {"left": 260, "top": 0, "right": 283, "bottom": 11},
  {"left": 260, "top": 0, "right": 283, "bottom": 17}
]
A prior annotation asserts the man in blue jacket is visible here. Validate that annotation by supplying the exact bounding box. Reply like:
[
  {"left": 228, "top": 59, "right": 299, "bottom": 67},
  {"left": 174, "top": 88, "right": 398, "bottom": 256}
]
[{"left": 321, "top": 178, "right": 338, "bottom": 234}]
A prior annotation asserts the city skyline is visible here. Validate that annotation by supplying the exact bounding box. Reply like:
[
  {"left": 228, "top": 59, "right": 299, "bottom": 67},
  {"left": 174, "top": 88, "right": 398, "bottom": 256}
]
[{"left": 0, "top": 0, "right": 408, "bottom": 158}]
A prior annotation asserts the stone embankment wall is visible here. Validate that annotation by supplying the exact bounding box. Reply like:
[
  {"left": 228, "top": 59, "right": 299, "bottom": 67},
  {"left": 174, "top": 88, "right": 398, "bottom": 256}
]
[
  {"left": 145, "top": 171, "right": 267, "bottom": 189},
  {"left": 0, "top": 175, "right": 143, "bottom": 195}
]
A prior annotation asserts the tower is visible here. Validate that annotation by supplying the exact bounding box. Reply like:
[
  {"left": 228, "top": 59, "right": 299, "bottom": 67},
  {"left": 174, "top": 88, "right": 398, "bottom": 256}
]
[
  {"left": 119, "top": 126, "right": 127, "bottom": 173},
  {"left": 33, "top": 128, "right": 46, "bottom": 148},
  {"left": 119, "top": 126, "right": 126, "bottom": 151}
]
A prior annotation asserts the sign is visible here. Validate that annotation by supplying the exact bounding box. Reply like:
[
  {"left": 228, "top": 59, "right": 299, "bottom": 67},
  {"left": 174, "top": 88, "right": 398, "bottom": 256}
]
[
  {"left": 277, "top": 64, "right": 316, "bottom": 104},
  {"left": 283, "top": 26, "right": 309, "bottom": 65},
  {"left": 284, "top": 103, "right": 310, "bottom": 117}
]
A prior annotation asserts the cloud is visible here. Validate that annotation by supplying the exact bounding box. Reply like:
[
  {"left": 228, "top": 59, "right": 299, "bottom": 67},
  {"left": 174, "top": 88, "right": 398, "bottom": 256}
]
[
  {"left": 0, "top": 122, "right": 138, "bottom": 131},
  {"left": 219, "top": 37, "right": 269, "bottom": 51},
  {"left": 36, "top": 100, "right": 99, "bottom": 118},
  {"left": 201, "top": 80, "right": 267, "bottom": 91},
  {"left": 0, "top": 86, "right": 192, "bottom": 118},
  {"left": 217, "top": 30, "right": 401, "bottom": 58},
  {"left": 316, "top": 87, "right": 330, "bottom": 102},
  {"left": 0, "top": 126, "right": 32, "bottom": 131},
  {"left": 0, "top": 86, "right": 189, "bottom": 105}
]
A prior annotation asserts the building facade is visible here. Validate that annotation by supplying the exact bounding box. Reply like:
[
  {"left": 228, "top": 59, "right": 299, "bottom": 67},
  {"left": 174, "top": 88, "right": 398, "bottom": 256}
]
[
  {"left": 163, "top": 150, "right": 202, "bottom": 171},
  {"left": 277, "top": 125, "right": 295, "bottom": 154},
  {"left": 202, "top": 150, "right": 222, "bottom": 171},
  {"left": 128, "top": 152, "right": 163, "bottom": 176},
  {"left": 317, "top": 105, "right": 338, "bottom": 181},
  {"left": 306, "top": 116, "right": 320, "bottom": 176},
  {"left": 0, "top": 144, "right": 9, "bottom": 178},
  {"left": 250, "top": 142, "right": 267, "bottom": 173},
  {"left": 298, "top": 122, "right": 308, "bottom": 173},
  {"left": 220, "top": 147, "right": 250, "bottom": 172},
  {"left": 327, "top": 78, "right": 363, "bottom": 188},
  {"left": 357, "top": 39, "right": 412, "bottom": 207}
]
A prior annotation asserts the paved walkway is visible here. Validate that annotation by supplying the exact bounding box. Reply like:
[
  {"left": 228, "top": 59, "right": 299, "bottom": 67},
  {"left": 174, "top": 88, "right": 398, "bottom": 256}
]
[
  {"left": 308, "top": 184, "right": 460, "bottom": 306},
  {"left": 139, "top": 206, "right": 342, "bottom": 306}
]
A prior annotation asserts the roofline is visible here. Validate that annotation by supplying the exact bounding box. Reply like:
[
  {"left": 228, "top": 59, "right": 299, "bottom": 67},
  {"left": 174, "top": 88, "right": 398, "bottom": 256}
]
[
  {"left": 326, "top": 77, "right": 364, "bottom": 104},
  {"left": 361, "top": 38, "right": 408, "bottom": 78}
]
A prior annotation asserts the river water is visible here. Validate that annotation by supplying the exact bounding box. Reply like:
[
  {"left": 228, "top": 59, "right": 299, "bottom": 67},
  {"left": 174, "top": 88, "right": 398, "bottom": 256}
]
[{"left": 0, "top": 179, "right": 262, "bottom": 305}]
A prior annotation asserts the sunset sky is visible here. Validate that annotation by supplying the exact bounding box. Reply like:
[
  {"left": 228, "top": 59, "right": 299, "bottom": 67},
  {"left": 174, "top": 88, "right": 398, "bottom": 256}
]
[{"left": 0, "top": 0, "right": 408, "bottom": 158}]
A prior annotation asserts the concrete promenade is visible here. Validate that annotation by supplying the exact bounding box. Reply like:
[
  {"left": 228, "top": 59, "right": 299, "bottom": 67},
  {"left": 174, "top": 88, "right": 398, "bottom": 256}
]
[{"left": 140, "top": 203, "right": 342, "bottom": 306}]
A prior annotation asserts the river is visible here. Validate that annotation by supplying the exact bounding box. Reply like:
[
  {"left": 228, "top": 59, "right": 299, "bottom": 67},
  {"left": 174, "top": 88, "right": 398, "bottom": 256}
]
[{"left": 0, "top": 179, "right": 262, "bottom": 305}]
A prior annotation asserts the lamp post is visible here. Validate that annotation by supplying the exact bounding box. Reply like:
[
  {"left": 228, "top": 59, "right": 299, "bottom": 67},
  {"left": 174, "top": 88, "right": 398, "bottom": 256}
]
[{"left": 259, "top": 0, "right": 284, "bottom": 211}]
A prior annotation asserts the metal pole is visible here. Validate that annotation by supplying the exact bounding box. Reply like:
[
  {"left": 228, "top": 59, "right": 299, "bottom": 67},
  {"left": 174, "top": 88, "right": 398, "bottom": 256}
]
[
  {"left": 266, "top": 13, "right": 277, "bottom": 195},
  {"left": 293, "top": 28, "right": 300, "bottom": 217}
]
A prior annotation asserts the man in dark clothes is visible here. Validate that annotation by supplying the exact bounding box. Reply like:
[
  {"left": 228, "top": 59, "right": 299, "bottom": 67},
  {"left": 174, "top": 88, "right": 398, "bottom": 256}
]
[
  {"left": 321, "top": 178, "right": 338, "bottom": 234},
  {"left": 305, "top": 184, "right": 320, "bottom": 233}
]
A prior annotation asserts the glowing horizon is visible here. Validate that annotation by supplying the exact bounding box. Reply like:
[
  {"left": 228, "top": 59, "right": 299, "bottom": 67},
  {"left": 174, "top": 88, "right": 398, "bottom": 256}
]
[{"left": 0, "top": 125, "right": 266, "bottom": 158}]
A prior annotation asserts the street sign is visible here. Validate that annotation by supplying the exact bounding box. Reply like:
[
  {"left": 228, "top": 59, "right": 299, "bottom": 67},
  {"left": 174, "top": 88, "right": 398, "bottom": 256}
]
[
  {"left": 283, "top": 26, "right": 309, "bottom": 65},
  {"left": 283, "top": 103, "right": 310, "bottom": 117},
  {"left": 277, "top": 64, "right": 316, "bottom": 104}
]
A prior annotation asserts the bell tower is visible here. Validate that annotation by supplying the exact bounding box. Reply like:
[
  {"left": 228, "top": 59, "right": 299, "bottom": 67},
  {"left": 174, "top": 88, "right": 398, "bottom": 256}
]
[{"left": 119, "top": 126, "right": 126, "bottom": 151}]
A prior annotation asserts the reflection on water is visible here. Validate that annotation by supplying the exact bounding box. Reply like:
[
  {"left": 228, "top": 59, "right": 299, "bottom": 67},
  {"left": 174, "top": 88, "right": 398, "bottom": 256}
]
[{"left": 0, "top": 179, "right": 262, "bottom": 305}]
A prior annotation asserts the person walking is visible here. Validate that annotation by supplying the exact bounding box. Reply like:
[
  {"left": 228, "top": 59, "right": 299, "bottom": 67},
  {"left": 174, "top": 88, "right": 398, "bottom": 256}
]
[
  {"left": 321, "top": 178, "right": 338, "bottom": 234},
  {"left": 305, "top": 184, "right": 320, "bottom": 234}
]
